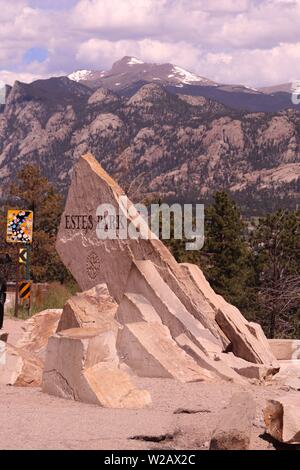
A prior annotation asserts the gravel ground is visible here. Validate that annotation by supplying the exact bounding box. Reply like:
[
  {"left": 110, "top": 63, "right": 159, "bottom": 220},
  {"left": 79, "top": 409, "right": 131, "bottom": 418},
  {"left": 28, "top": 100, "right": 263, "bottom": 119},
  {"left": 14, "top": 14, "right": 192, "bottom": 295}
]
[{"left": 0, "top": 316, "right": 293, "bottom": 451}]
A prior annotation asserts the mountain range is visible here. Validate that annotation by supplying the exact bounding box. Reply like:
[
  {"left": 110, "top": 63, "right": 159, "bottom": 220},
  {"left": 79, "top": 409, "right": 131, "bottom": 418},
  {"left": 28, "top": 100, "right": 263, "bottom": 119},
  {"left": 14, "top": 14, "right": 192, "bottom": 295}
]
[
  {"left": 67, "top": 56, "right": 297, "bottom": 113},
  {"left": 0, "top": 57, "right": 299, "bottom": 215}
]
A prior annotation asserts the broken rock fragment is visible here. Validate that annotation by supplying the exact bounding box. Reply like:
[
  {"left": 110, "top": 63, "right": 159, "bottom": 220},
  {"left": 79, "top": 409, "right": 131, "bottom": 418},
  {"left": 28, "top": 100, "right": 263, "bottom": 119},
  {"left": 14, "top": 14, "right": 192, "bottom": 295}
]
[
  {"left": 42, "top": 328, "right": 151, "bottom": 408},
  {"left": 264, "top": 395, "right": 300, "bottom": 444},
  {"left": 176, "top": 334, "right": 247, "bottom": 385},
  {"left": 181, "top": 263, "right": 277, "bottom": 367},
  {"left": 124, "top": 260, "right": 221, "bottom": 355},
  {"left": 268, "top": 339, "right": 300, "bottom": 360},
  {"left": 57, "top": 284, "right": 118, "bottom": 333},
  {"left": 116, "top": 321, "right": 215, "bottom": 383},
  {"left": 16, "top": 309, "right": 62, "bottom": 360},
  {"left": 0, "top": 342, "right": 43, "bottom": 387},
  {"left": 217, "top": 352, "right": 275, "bottom": 381},
  {"left": 116, "top": 292, "right": 162, "bottom": 325},
  {"left": 210, "top": 392, "right": 256, "bottom": 450}
]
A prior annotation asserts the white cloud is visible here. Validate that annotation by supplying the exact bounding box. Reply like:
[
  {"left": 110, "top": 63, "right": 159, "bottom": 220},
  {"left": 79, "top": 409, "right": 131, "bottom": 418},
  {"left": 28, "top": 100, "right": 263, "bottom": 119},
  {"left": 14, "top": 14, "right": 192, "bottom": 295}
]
[
  {"left": 0, "top": 70, "right": 46, "bottom": 85},
  {"left": 198, "top": 42, "right": 300, "bottom": 86},
  {"left": 72, "top": 0, "right": 164, "bottom": 34},
  {"left": 76, "top": 38, "right": 199, "bottom": 70},
  {"left": 1, "top": 0, "right": 300, "bottom": 86},
  {"left": 199, "top": 0, "right": 251, "bottom": 13}
]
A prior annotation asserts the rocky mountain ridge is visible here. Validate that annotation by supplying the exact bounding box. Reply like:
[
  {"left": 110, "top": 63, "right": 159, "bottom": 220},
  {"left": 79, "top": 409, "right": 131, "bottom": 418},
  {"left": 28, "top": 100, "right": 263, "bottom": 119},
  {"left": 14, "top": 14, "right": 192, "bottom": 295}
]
[
  {"left": 67, "top": 56, "right": 298, "bottom": 113},
  {"left": 0, "top": 75, "right": 299, "bottom": 215}
]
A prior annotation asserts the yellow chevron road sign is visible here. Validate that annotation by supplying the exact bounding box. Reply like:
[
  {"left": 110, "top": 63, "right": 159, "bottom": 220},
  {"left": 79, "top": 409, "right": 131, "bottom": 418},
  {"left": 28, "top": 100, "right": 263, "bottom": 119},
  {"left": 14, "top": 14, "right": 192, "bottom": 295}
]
[{"left": 19, "top": 248, "right": 28, "bottom": 264}]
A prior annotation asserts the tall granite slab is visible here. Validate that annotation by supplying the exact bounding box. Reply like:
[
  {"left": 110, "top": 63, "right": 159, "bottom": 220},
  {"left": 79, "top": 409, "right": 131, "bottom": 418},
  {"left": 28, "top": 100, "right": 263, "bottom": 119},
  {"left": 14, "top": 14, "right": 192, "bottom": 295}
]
[{"left": 56, "top": 153, "right": 223, "bottom": 343}]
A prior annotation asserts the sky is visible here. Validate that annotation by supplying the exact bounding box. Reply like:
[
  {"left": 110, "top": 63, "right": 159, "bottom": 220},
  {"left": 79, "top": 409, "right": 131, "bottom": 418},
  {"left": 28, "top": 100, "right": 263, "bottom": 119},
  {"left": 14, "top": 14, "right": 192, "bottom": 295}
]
[{"left": 1, "top": 0, "right": 300, "bottom": 87}]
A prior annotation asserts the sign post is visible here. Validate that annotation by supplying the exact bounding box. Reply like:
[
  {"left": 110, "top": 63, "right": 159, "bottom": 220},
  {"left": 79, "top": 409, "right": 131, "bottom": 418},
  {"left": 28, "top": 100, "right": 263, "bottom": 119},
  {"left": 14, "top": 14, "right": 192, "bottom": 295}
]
[
  {"left": 14, "top": 252, "right": 19, "bottom": 318},
  {"left": 6, "top": 210, "right": 33, "bottom": 318}
]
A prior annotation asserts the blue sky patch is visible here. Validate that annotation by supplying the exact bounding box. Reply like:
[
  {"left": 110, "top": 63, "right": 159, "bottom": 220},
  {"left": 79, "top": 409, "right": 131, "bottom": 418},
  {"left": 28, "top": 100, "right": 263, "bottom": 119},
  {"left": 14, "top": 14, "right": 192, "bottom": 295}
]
[
  {"left": 24, "top": 47, "right": 49, "bottom": 64},
  {"left": 28, "top": 0, "right": 78, "bottom": 10}
]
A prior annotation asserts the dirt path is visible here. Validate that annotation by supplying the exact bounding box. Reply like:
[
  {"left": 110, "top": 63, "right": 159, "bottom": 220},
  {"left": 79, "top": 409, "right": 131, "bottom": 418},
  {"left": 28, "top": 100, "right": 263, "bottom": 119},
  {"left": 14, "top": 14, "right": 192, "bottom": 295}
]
[
  {"left": 0, "top": 316, "right": 291, "bottom": 451},
  {"left": 0, "top": 378, "right": 284, "bottom": 450}
]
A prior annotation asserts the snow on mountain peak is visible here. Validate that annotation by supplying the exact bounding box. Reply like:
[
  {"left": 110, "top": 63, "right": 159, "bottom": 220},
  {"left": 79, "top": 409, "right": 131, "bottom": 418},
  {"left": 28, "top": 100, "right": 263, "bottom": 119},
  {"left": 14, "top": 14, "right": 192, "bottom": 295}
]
[
  {"left": 172, "top": 66, "right": 209, "bottom": 84},
  {"left": 127, "top": 57, "right": 144, "bottom": 65},
  {"left": 68, "top": 70, "right": 93, "bottom": 82}
]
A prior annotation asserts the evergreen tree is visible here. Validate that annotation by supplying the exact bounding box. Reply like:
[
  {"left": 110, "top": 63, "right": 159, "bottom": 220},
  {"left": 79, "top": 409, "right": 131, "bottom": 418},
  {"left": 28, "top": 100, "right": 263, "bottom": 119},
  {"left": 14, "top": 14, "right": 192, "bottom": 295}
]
[
  {"left": 9, "top": 165, "right": 70, "bottom": 283},
  {"left": 251, "top": 209, "right": 300, "bottom": 338},
  {"left": 202, "top": 191, "right": 254, "bottom": 314}
]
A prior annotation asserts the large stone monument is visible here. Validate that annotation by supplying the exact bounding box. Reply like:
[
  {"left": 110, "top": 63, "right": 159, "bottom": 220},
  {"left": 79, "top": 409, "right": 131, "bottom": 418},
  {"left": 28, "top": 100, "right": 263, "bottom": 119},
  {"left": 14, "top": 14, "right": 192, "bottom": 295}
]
[{"left": 41, "top": 153, "right": 279, "bottom": 408}]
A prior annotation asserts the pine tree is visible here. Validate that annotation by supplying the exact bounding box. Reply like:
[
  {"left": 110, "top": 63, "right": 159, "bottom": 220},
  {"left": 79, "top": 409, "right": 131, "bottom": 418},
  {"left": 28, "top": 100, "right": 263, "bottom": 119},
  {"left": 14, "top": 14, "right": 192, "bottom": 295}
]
[
  {"left": 9, "top": 165, "right": 70, "bottom": 283},
  {"left": 202, "top": 191, "right": 253, "bottom": 313},
  {"left": 251, "top": 209, "right": 300, "bottom": 338}
]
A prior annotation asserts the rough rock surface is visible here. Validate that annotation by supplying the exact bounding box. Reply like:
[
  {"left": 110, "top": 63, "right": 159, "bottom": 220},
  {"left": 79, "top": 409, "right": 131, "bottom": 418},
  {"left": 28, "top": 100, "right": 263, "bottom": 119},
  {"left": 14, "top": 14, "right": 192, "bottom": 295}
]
[
  {"left": 43, "top": 328, "right": 151, "bottom": 408},
  {"left": 57, "top": 284, "right": 118, "bottom": 333},
  {"left": 116, "top": 293, "right": 162, "bottom": 325},
  {"left": 83, "top": 363, "right": 152, "bottom": 409},
  {"left": 181, "top": 263, "right": 278, "bottom": 367},
  {"left": 218, "top": 352, "right": 272, "bottom": 380},
  {"left": 1, "top": 72, "right": 299, "bottom": 215},
  {"left": 117, "top": 322, "right": 215, "bottom": 383},
  {"left": 210, "top": 392, "right": 256, "bottom": 450},
  {"left": 55, "top": 153, "right": 224, "bottom": 343},
  {"left": 0, "top": 342, "right": 43, "bottom": 387},
  {"left": 40, "top": 153, "right": 285, "bottom": 409},
  {"left": 17, "top": 309, "right": 62, "bottom": 360},
  {"left": 264, "top": 395, "right": 300, "bottom": 444},
  {"left": 175, "top": 334, "right": 247, "bottom": 384},
  {"left": 124, "top": 260, "right": 221, "bottom": 354},
  {"left": 271, "top": 359, "right": 300, "bottom": 390},
  {"left": 216, "top": 306, "right": 278, "bottom": 367},
  {"left": 268, "top": 339, "right": 300, "bottom": 360}
]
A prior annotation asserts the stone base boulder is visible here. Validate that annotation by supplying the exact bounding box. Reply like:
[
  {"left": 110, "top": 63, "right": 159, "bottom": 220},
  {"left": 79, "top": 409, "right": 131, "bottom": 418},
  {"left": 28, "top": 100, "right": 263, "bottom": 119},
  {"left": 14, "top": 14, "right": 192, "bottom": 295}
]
[
  {"left": 264, "top": 395, "right": 300, "bottom": 444},
  {"left": 210, "top": 392, "right": 256, "bottom": 450},
  {"left": 0, "top": 310, "right": 63, "bottom": 388},
  {"left": 0, "top": 342, "right": 43, "bottom": 387},
  {"left": 56, "top": 284, "right": 118, "bottom": 333},
  {"left": 268, "top": 339, "right": 300, "bottom": 360},
  {"left": 116, "top": 322, "right": 215, "bottom": 383},
  {"left": 216, "top": 306, "right": 277, "bottom": 366},
  {"left": 271, "top": 360, "right": 300, "bottom": 390},
  {"left": 16, "top": 309, "right": 62, "bottom": 360},
  {"left": 217, "top": 352, "right": 276, "bottom": 381},
  {"left": 84, "top": 363, "right": 152, "bottom": 409},
  {"left": 43, "top": 328, "right": 151, "bottom": 409}
]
